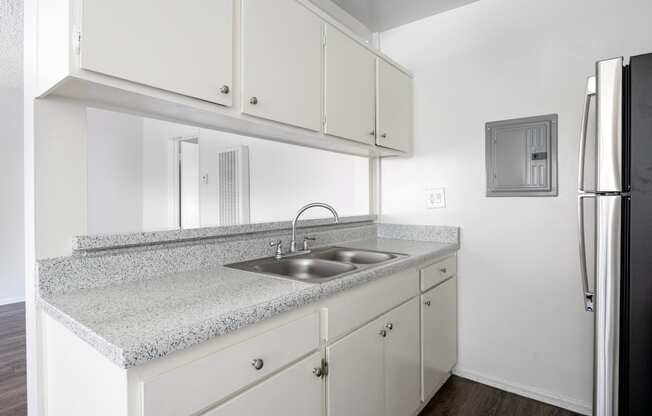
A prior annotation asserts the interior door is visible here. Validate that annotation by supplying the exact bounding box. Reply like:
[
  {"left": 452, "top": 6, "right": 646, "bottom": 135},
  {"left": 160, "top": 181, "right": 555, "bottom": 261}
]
[
  {"left": 180, "top": 141, "right": 200, "bottom": 229},
  {"left": 377, "top": 59, "right": 412, "bottom": 152},
  {"left": 324, "top": 25, "right": 375, "bottom": 144},
  {"left": 384, "top": 297, "right": 420, "bottom": 416},
  {"left": 204, "top": 352, "right": 323, "bottom": 416},
  {"left": 421, "top": 278, "right": 458, "bottom": 400},
  {"left": 241, "top": 0, "right": 322, "bottom": 131},
  {"left": 327, "top": 315, "right": 385, "bottom": 416},
  {"left": 81, "top": 0, "right": 233, "bottom": 106}
]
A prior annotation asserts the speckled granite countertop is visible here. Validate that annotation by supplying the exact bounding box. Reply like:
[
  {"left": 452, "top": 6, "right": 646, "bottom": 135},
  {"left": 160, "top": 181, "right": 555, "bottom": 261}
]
[{"left": 39, "top": 238, "right": 458, "bottom": 369}]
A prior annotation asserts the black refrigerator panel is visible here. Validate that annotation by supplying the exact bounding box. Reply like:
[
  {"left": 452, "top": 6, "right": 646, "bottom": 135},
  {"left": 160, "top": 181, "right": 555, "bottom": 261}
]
[{"left": 623, "top": 52, "right": 652, "bottom": 415}]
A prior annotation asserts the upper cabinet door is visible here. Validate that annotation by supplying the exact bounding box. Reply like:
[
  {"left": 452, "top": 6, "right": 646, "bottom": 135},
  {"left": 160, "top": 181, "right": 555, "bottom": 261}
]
[
  {"left": 384, "top": 297, "right": 421, "bottom": 416},
  {"left": 324, "top": 26, "right": 375, "bottom": 144},
  {"left": 81, "top": 0, "right": 233, "bottom": 106},
  {"left": 377, "top": 59, "right": 413, "bottom": 152},
  {"left": 242, "top": 0, "right": 322, "bottom": 131}
]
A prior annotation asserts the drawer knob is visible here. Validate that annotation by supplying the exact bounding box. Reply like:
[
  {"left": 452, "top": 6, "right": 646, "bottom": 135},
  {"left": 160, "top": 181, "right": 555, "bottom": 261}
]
[
  {"left": 385, "top": 322, "right": 394, "bottom": 331},
  {"left": 369, "top": 130, "right": 375, "bottom": 136},
  {"left": 380, "top": 133, "right": 387, "bottom": 138},
  {"left": 439, "top": 268, "right": 448, "bottom": 274},
  {"left": 379, "top": 329, "right": 387, "bottom": 338},
  {"left": 251, "top": 358, "right": 264, "bottom": 370},
  {"left": 424, "top": 300, "right": 431, "bottom": 307},
  {"left": 313, "top": 367, "right": 323, "bottom": 378},
  {"left": 219, "top": 85, "right": 230, "bottom": 94},
  {"left": 249, "top": 96, "right": 259, "bottom": 105}
]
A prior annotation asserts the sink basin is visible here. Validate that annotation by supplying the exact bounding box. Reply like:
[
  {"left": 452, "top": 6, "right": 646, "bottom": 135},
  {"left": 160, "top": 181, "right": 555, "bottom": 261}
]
[
  {"left": 234, "top": 258, "right": 356, "bottom": 282},
  {"left": 226, "top": 246, "right": 405, "bottom": 283},
  {"left": 311, "top": 247, "right": 397, "bottom": 264}
]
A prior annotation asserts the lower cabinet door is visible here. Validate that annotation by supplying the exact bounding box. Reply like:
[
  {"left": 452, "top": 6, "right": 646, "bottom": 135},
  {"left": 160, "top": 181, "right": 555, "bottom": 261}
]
[
  {"left": 204, "top": 352, "right": 323, "bottom": 416},
  {"left": 384, "top": 297, "right": 421, "bottom": 416},
  {"left": 422, "top": 277, "right": 458, "bottom": 400},
  {"left": 326, "top": 315, "right": 386, "bottom": 416}
]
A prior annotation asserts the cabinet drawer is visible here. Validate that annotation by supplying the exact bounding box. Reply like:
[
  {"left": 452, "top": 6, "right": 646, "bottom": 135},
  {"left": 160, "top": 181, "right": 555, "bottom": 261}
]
[
  {"left": 420, "top": 255, "right": 456, "bottom": 292},
  {"left": 142, "top": 313, "right": 320, "bottom": 416},
  {"left": 203, "top": 352, "right": 323, "bottom": 416}
]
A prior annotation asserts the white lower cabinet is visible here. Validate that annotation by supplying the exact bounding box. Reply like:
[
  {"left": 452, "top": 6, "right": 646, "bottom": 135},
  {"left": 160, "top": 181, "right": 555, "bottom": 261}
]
[
  {"left": 203, "top": 351, "right": 323, "bottom": 416},
  {"left": 421, "top": 277, "right": 458, "bottom": 400},
  {"left": 326, "top": 314, "right": 386, "bottom": 416},
  {"left": 385, "top": 297, "right": 421, "bottom": 416},
  {"left": 42, "top": 264, "right": 457, "bottom": 416},
  {"left": 326, "top": 297, "right": 420, "bottom": 416}
]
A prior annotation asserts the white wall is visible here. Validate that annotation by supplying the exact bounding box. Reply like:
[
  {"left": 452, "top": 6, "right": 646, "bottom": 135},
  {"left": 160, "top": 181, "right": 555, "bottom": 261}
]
[
  {"left": 198, "top": 128, "right": 369, "bottom": 225},
  {"left": 0, "top": 0, "right": 25, "bottom": 304},
  {"left": 86, "top": 113, "right": 369, "bottom": 234},
  {"left": 379, "top": 0, "right": 652, "bottom": 412},
  {"left": 87, "top": 108, "right": 144, "bottom": 234},
  {"left": 308, "top": 0, "right": 373, "bottom": 44}
]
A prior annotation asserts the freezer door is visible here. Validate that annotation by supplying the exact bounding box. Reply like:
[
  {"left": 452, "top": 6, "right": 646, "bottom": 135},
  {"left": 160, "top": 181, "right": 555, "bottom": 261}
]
[
  {"left": 594, "top": 195, "right": 622, "bottom": 416},
  {"left": 596, "top": 58, "right": 624, "bottom": 192}
]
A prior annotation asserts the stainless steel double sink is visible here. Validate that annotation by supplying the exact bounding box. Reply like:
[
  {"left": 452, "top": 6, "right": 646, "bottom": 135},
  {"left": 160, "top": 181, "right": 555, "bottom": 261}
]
[{"left": 226, "top": 246, "right": 406, "bottom": 283}]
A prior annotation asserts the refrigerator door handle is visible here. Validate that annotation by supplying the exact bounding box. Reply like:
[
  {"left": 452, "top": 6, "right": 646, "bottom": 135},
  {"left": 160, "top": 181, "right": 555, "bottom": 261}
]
[
  {"left": 578, "top": 193, "right": 595, "bottom": 312},
  {"left": 578, "top": 76, "right": 596, "bottom": 192}
]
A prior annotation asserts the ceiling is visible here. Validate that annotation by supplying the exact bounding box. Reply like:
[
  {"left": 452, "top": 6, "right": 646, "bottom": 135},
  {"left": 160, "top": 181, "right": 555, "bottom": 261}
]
[{"left": 331, "top": 0, "right": 479, "bottom": 32}]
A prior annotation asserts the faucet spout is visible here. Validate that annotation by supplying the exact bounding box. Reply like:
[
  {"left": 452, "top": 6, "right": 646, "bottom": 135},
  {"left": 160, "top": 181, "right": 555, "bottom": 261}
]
[{"left": 290, "top": 203, "right": 340, "bottom": 253}]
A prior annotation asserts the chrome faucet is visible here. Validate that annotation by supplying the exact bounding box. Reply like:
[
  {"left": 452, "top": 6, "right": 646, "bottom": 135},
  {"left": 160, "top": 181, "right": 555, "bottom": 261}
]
[{"left": 290, "top": 203, "right": 340, "bottom": 253}]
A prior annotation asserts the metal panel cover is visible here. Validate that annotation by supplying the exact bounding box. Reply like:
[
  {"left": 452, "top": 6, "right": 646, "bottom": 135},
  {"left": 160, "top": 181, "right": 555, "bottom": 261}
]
[{"left": 486, "top": 114, "right": 558, "bottom": 197}]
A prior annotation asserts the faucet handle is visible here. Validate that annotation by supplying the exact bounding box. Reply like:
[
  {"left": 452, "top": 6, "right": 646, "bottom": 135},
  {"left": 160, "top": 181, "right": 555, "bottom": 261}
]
[
  {"left": 270, "top": 240, "right": 283, "bottom": 259},
  {"left": 303, "top": 236, "right": 316, "bottom": 251}
]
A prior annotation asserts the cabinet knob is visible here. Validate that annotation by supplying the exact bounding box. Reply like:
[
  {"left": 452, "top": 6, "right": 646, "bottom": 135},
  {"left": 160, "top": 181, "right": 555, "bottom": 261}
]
[
  {"left": 380, "top": 133, "right": 387, "bottom": 138},
  {"left": 219, "top": 85, "right": 230, "bottom": 94},
  {"left": 439, "top": 268, "right": 448, "bottom": 274},
  {"left": 251, "top": 358, "right": 264, "bottom": 370},
  {"left": 249, "top": 96, "right": 259, "bottom": 105},
  {"left": 313, "top": 367, "right": 323, "bottom": 378},
  {"left": 424, "top": 300, "right": 431, "bottom": 307},
  {"left": 385, "top": 322, "right": 394, "bottom": 331},
  {"left": 379, "top": 329, "right": 387, "bottom": 338},
  {"left": 369, "top": 130, "right": 375, "bottom": 136}
]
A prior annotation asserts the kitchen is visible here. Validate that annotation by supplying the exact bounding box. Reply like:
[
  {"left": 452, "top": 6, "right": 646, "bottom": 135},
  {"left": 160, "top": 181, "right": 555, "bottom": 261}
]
[{"left": 2, "top": 0, "right": 652, "bottom": 415}]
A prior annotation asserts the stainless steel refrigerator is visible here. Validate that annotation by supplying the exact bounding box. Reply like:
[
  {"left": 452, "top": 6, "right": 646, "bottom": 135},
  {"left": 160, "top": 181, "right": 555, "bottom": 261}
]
[{"left": 578, "top": 53, "right": 652, "bottom": 416}]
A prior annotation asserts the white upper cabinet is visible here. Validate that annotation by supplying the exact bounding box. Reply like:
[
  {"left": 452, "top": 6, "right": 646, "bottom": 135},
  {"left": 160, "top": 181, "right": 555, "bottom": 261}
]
[
  {"left": 324, "top": 25, "right": 376, "bottom": 144},
  {"left": 80, "top": 0, "right": 233, "bottom": 106},
  {"left": 377, "top": 59, "right": 413, "bottom": 152},
  {"left": 384, "top": 297, "right": 421, "bottom": 416},
  {"left": 242, "top": 0, "right": 322, "bottom": 131}
]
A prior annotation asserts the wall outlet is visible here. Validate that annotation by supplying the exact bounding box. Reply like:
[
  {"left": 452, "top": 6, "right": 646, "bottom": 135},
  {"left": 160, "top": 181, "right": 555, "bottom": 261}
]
[{"left": 425, "top": 188, "right": 446, "bottom": 209}]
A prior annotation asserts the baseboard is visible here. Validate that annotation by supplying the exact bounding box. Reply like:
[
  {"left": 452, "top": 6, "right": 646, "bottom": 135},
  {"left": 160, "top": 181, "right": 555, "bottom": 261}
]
[
  {"left": 453, "top": 367, "right": 592, "bottom": 415},
  {"left": 0, "top": 296, "right": 25, "bottom": 306}
]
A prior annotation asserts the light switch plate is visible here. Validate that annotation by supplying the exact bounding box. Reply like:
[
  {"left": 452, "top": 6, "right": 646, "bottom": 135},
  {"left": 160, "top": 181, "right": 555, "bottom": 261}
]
[{"left": 425, "top": 188, "right": 446, "bottom": 209}]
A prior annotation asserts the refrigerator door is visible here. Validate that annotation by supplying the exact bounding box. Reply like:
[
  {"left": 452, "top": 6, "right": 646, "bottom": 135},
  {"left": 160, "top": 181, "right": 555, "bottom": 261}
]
[
  {"left": 596, "top": 57, "right": 624, "bottom": 192},
  {"left": 594, "top": 195, "right": 622, "bottom": 416},
  {"left": 577, "top": 193, "right": 596, "bottom": 312}
]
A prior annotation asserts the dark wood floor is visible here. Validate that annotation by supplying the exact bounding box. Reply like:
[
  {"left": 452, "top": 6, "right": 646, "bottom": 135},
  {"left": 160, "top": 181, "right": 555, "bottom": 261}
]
[
  {"left": 0, "top": 303, "right": 578, "bottom": 416},
  {"left": 0, "top": 302, "right": 26, "bottom": 416},
  {"left": 419, "top": 375, "right": 581, "bottom": 416}
]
